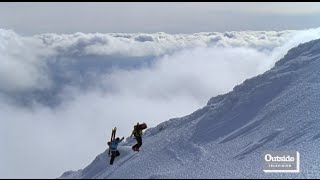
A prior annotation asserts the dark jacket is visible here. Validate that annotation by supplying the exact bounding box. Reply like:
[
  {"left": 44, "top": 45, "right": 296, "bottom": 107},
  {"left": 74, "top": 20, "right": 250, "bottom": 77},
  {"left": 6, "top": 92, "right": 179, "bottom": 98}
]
[{"left": 131, "top": 125, "right": 143, "bottom": 137}]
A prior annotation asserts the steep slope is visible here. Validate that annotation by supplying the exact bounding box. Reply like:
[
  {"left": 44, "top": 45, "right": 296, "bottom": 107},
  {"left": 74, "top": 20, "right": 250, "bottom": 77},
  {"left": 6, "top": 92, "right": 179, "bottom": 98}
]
[{"left": 60, "top": 38, "right": 320, "bottom": 178}]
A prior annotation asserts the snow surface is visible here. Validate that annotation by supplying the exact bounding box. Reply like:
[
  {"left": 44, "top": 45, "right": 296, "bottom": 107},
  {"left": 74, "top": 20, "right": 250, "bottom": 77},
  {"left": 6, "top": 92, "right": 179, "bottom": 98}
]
[{"left": 60, "top": 38, "right": 320, "bottom": 178}]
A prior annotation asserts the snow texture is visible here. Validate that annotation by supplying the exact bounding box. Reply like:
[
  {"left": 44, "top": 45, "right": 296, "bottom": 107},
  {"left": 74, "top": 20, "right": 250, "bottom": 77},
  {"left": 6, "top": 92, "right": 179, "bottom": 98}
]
[{"left": 60, "top": 38, "right": 320, "bottom": 178}]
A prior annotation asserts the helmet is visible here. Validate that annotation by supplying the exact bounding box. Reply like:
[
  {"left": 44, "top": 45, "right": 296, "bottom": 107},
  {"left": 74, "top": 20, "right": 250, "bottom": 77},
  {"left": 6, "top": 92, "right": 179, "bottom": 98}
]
[{"left": 116, "top": 137, "right": 120, "bottom": 141}]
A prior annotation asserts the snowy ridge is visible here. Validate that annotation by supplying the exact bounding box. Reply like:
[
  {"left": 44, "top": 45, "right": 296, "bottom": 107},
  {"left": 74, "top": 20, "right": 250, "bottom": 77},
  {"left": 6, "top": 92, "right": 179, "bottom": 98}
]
[{"left": 60, "top": 38, "right": 320, "bottom": 178}]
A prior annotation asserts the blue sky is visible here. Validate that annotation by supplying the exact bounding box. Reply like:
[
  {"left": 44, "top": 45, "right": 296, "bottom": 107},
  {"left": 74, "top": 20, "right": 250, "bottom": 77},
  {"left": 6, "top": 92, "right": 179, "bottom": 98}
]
[{"left": 1, "top": 2, "right": 320, "bottom": 34}]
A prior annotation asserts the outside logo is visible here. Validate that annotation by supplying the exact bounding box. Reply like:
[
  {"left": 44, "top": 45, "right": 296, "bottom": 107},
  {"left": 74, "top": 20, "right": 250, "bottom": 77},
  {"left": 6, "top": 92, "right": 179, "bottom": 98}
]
[{"left": 263, "top": 151, "right": 300, "bottom": 173}]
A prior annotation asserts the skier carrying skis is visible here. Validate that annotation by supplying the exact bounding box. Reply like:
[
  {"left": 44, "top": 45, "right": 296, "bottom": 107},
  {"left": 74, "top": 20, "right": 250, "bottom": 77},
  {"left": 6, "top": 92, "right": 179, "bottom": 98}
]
[
  {"left": 130, "top": 122, "right": 147, "bottom": 151},
  {"left": 107, "top": 136, "right": 124, "bottom": 165}
]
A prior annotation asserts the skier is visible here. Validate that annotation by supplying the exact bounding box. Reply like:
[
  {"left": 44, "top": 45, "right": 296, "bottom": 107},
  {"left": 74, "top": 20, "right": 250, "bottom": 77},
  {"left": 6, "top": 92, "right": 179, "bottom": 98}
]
[
  {"left": 107, "top": 136, "right": 124, "bottom": 165},
  {"left": 130, "top": 122, "right": 147, "bottom": 151}
]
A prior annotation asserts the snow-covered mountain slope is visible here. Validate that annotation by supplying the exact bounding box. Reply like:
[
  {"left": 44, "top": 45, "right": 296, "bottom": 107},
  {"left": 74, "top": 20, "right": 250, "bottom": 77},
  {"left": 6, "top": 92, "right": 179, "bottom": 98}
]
[{"left": 60, "top": 38, "right": 320, "bottom": 178}]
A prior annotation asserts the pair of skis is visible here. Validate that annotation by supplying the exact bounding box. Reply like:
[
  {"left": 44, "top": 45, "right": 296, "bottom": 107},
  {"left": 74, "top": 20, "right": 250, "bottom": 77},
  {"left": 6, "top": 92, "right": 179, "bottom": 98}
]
[{"left": 108, "top": 127, "right": 117, "bottom": 156}]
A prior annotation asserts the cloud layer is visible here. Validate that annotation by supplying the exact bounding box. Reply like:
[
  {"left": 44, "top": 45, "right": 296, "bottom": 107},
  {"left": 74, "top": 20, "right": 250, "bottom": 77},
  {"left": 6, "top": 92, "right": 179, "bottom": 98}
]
[
  {"left": 0, "top": 29, "right": 297, "bottom": 95},
  {"left": 1, "top": 28, "right": 320, "bottom": 178}
]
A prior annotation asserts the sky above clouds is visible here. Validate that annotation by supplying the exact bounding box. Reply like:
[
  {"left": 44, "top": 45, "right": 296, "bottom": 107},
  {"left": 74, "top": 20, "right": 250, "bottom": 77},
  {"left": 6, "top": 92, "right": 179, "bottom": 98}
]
[
  {"left": 1, "top": 2, "right": 320, "bottom": 34},
  {"left": 1, "top": 2, "right": 320, "bottom": 179}
]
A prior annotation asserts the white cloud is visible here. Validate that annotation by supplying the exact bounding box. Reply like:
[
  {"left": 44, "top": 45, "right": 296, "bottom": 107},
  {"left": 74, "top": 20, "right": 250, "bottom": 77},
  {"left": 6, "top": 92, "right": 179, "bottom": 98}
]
[
  {"left": 35, "top": 30, "right": 295, "bottom": 57},
  {"left": 0, "top": 29, "right": 53, "bottom": 93},
  {"left": 1, "top": 27, "right": 320, "bottom": 178},
  {"left": 98, "top": 47, "right": 269, "bottom": 103},
  {"left": 0, "top": 29, "right": 298, "bottom": 93}
]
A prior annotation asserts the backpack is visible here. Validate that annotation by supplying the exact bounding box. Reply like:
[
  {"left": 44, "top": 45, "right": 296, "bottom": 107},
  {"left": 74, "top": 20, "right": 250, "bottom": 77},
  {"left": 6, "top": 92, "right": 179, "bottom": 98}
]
[
  {"left": 132, "top": 123, "right": 147, "bottom": 137},
  {"left": 136, "top": 123, "right": 147, "bottom": 130}
]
